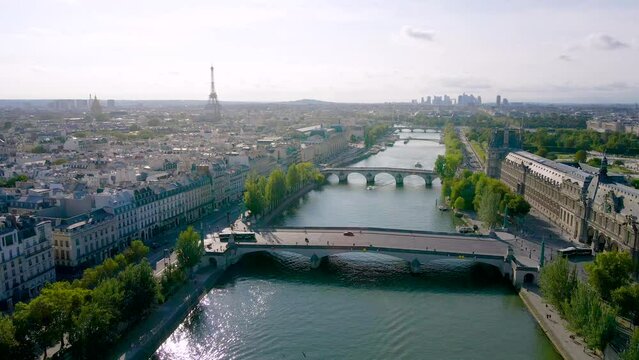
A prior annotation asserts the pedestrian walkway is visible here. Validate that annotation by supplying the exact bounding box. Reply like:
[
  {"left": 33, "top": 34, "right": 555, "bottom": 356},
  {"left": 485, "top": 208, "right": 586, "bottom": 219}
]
[
  {"left": 110, "top": 265, "right": 222, "bottom": 360},
  {"left": 520, "top": 287, "right": 600, "bottom": 360}
]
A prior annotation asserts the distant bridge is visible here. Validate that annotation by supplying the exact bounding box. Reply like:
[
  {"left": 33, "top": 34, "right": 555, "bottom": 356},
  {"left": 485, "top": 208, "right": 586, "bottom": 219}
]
[
  {"left": 320, "top": 166, "right": 438, "bottom": 186},
  {"left": 202, "top": 227, "right": 539, "bottom": 288},
  {"left": 394, "top": 126, "right": 442, "bottom": 133},
  {"left": 402, "top": 137, "right": 443, "bottom": 144}
]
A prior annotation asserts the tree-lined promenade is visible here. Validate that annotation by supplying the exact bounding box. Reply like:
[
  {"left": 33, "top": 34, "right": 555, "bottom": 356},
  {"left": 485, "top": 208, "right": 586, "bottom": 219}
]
[
  {"left": 434, "top": 123, "right": 530, "bottom": 228},
  {"left": 0, "top": 228, "right": 204, "bottom": 359},
  {"left": 540, "top": 252, "right": 639, "bottom": 358},
  {"left": 243, "top": 162, "right": 325, "bottom": 218}
]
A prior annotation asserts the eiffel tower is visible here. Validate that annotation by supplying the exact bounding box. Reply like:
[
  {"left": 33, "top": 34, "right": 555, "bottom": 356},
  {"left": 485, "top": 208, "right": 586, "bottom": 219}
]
[{"left": 205, "top": 66, "right": 221, "bottom": 122}]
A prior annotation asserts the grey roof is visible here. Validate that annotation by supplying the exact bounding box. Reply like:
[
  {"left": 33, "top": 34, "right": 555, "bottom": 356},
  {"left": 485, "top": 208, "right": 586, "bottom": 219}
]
[{"left": 509, "top": 151, "right": 592, "bottom": 183}]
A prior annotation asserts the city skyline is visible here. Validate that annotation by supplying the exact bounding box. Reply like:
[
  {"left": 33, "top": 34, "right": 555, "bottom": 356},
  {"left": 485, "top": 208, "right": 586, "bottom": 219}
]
[{"left": 1, "top": 0, "right": 638, "bottom": 103}]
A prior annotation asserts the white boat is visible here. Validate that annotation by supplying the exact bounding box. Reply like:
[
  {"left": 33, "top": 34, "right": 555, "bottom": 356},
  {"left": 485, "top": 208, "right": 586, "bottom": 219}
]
[{"left": 366, "top": 185, "right": 375, "bottom": 190}]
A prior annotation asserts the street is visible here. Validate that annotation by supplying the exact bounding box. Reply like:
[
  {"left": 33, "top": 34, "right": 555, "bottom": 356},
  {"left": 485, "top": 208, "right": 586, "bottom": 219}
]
[{"left": 148, "top": 203, "right": 242, "bottom": 274}]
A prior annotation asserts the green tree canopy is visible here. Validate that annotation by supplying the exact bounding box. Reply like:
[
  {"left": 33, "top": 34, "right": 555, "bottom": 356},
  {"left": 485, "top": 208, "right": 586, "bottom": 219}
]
[
  {"left": 123, "top": 240, "right": 149, "bottom": 264},
  {"left": 478, "top": 189, "right": 501, "bottom": 228},
  {"left": 453, "top": 197, "right": 465, "bottom": 210},
  {"left": 0, "top": 314, "right": 17, "bottom": 355},
  {"left": 585, "top": 251, "right": 633, "bottom": 300},
  {"left": 562, "top": 282, "right": 616, "bottom": 350},
  {"left": 539, "top": 257, "right": 577, "bottom": 308},
  {"left": 611, "top": 283, "right": 639, "bottom": 323},
  {"left": 286, "top": 164, "right": 301, "bottom": 193},
  {"left": 622, "top": 329, "right": 639, "bottom": 360},
  {"left": 176, "top": 226, "right": 202, "bottom": 270},
  {"left": 505, "top": 194, "right": 531, "bottom": 218},
  {"left": 118, "top": 260, "right": 160, "bottom": 320},
  {"left": 265, "top": 168, "right": 287, "bottom": 208}
]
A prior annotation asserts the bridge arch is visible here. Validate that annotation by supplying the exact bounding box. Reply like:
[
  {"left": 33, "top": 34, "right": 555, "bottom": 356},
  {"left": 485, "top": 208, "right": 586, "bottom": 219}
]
[
  {"left": 228, "top": 246, "right": 508, "bottom": 277},
  {"left": 321, "top": 167, "right": 438, "bottom": 187}
]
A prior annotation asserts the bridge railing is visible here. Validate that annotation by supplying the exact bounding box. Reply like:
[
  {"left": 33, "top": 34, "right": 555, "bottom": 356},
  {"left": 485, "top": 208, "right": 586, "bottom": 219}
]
[{"left": 253, "top": 226, "right": 495, "bottom": 239}]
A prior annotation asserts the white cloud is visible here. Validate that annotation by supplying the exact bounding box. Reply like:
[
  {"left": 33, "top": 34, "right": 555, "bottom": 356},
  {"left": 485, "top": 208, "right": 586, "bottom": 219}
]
[
  {"left": 587, "top": 33, "right": 629, "bottom": 50},
  {"left": 402, "top": 26, "right": 435, "bottom": 41}
]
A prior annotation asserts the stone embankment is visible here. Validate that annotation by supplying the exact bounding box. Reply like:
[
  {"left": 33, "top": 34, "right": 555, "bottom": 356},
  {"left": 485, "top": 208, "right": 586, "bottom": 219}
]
[
  {"left": 109, "top": 266, "right": 223, "bottom": 360},
  {"left": 519, "top": 287, "right": 600, "bottom": 360},
  {"left": 252, "top": 182, "right": 319, "bottom": 228}
]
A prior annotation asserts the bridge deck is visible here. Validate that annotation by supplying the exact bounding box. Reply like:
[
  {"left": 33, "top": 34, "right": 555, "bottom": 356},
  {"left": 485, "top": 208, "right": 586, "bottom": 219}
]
[
  {"left": 321, "top": 167, "right": 436, "bottom": 174},
  {"left": 244, "top": 228, "right": 508, "bottom": 257}
]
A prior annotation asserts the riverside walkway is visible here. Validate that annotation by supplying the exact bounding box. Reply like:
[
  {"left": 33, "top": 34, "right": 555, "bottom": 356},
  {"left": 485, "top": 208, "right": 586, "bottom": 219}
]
[{"left": 203, "top": 227, "right": 539, "bottom": 287}]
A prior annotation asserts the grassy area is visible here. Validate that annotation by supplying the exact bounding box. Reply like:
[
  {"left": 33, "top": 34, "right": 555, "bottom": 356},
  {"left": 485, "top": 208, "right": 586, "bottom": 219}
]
[
  {"left": 554, "top": 153, "right": 575, "bottom": 160},
  {"left": 609, "top": 165, "right": 638, "bottom": 175},
  {"left": 470, "top": 140, "right": 486, "bottom": 162}
]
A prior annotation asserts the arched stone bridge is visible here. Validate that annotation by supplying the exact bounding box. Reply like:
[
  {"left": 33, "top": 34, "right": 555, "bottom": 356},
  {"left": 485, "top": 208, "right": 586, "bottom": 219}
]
[
  {"left": 394, "top": 126, "right": 442, "bottom": 133},
  {"left": 202, "top": 227, "right": 539, "bottom": 288},
  {"left": 321, "top": 167, "right": 438, "bottom": 186}
]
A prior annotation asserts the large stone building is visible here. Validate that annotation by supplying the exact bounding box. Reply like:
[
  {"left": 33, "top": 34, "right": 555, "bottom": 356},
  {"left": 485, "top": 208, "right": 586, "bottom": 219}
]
[
  {"left": 500, "top": 151, "right": 639, "bottom": 258},
  {"left": 0, "top": 215, "right": 56, "bottom": 310}
]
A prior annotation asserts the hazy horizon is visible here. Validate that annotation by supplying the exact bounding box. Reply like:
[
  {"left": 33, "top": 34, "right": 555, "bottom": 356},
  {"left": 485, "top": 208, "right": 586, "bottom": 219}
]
[{"left": 1, "top": 0, "right": 638, "bottom": 103}]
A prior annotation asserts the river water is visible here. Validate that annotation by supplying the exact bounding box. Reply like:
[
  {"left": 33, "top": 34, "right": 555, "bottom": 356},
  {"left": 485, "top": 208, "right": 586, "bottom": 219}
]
[{"left": 155, "top": 131, "right": 560, "bottom": 359}]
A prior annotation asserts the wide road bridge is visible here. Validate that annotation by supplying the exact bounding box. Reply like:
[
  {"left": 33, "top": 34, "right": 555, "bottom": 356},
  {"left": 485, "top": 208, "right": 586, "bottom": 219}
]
[
  {"left": 320, "top": 167, "right": 438, "bottom": 186},
  {"left": 202, "top": 227, "right": 539, "bottom": 287}
]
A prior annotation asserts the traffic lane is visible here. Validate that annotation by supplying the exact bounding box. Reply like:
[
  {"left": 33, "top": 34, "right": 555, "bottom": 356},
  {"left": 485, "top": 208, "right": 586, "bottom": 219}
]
[
  {"left": 147, "top": 205, "right": 242, "bottom": 269},
  {"left": 257, "top": 230, "right": 508, "bottom": 256}
]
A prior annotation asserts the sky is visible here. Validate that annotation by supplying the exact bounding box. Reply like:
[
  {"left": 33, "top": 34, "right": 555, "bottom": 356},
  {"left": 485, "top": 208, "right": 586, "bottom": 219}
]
[{"left": 0, "top": 0, "right": 638, "bottom": 103}]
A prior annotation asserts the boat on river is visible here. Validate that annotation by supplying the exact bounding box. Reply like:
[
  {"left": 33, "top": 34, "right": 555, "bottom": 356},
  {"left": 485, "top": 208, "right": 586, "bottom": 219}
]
[{"left": 414, "top": 162, "right": 423, "bottom": 168}]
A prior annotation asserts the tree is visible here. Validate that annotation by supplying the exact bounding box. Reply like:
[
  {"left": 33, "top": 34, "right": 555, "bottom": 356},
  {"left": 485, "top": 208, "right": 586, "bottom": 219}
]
[
  {"left": 539, "top": 257, "right": 577, "bottom": 308},
  {"left": 243, "top": 173, "right": 266, "bottom": 217},
  {"left": 574, "top": 149, "right": 587, "bottom": 163},
  {"left": 12, "top": 283, "right": 88, "bottom": 359},
  {"left": 478, "top": 189, "right": 501, "bottom": 228},
  {"left": 265, "top": 168, "right": 287, "bottom": 209},
  {"left": 587, "top": 158, "right": 602, "bottom": 167},
  {"left": 70, "top": 302, "right": 115, "bottom": 358},
  {"left": 505, "top": 195, "right": 531, "bottom": 218},
  {"left": 123, "top": 240, "right": 149, "bottom": 264},
  {"left": 585, "top": 251, "right": 633, "bottom": 300},
  {"left": 622, "top": 329, "right": 639, "bottom": 360},
  {"left": 286, "top": 164, "right": 300, "bottom": 193},
  {"left": 562, "top": 282, "right": 616, "bottom": 351},
  {"left": 176, "top": 226, "right": 202, "bottom": 271},
  {"left": 453, "top": 197, "right": 465, "bottom": 211},
  {"left": 0, "top": 314, "right": 17, "bottom": 355},
  {"left": 119, "top": 261, "right": 160, "bottom": 320},
  {"left": 38, "top": 282, "right": 89, "bottom": 351},
  {"left": 611, "top": 283, "right": 639, "bottom": 323}
]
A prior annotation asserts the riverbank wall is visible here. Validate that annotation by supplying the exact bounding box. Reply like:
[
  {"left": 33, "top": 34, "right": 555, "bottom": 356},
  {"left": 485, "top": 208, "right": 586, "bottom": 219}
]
[
  {"left": 519, "top": 287, "right": 600, "bottom": 360},
  {"left": 109, "top": 266, "right": 224, "bottom": 360},
  {"left": 252, "top": 182, "right": 320, "bottom": 228}
]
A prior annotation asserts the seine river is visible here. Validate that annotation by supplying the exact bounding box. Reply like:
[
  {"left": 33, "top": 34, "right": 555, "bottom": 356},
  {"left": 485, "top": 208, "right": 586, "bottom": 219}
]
[{"left": 155, "top": 132, "right": 560, "bottom": 359}]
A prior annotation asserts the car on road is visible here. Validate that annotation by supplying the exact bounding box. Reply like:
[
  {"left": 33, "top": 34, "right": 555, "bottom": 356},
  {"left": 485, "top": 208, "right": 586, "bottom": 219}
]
[{"left": 343, "top": 231, "right": 355, "bottom": 236}]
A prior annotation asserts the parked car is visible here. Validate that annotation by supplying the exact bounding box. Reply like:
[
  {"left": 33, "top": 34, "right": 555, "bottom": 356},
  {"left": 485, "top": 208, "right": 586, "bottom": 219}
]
[{"left": 343, "top": 231, "right": 355, "bottom": 236}]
